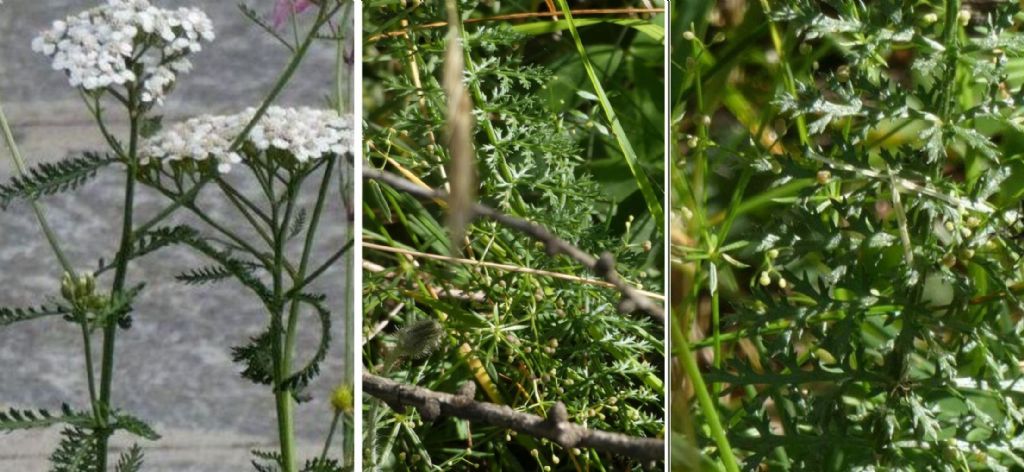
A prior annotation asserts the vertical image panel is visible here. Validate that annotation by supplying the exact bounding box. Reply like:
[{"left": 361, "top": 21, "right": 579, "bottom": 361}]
[
  {"left": 0, "top": 1, "right": 356, "bottom": 471},
  {"left": 361, "top": 1, "right": 667, "bottom": 470},
  {"left": 671, "top": 1, "right": 1024, "bottom": 470}
]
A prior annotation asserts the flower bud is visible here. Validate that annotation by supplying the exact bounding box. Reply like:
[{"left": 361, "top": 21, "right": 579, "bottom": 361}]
[
  {"left": 958, "top": 9, "right": 970, "bottom": 26},
  {"left": 61, "top": 272, "right": 75, "bottom": 301},
  {"left": 331, "top": 383, "right": 353, "bottom": 415},
  {"left": 816, "top": 170, "right": 831, "bottom": 185},
  {"left": 923, "top": 13, "right": 938, "bottom": 24},
  {"left": 759, "top": 272, "right": 772, "bottom": 286},
  {"left": 682, "top": 31, "right": 695, "bottom": 41}
]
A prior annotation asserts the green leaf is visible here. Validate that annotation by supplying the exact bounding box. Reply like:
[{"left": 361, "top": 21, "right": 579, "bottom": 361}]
[
  {"left": 553, "top": 0, "right": 663, "bottom": 224},
  {"left": 0, "top": 303, "right": 70, "bottom": 327},
  {"left": 232, "top": 330, "right": 275, "bottom": 386},
  {"left": 280, "top": 293, "right": 332, "bottom": 392},
  {"left": 0, "top": 153, "right": 116, "bottom": 209},
  {"left": 50, "top": 427, "right": 99, "bottom": 472},
  {"left": 251, "top": 449, "right": 283, "bottom": 472},
  {"left": 301, "top": 457, "right": 345, "bottom": 472},
  {"left": 512, "top": 18, "right": 664, "bottom": 41},
  {"left": 114, "top": 445, "right": 144, "bottom": 472},
  {"left": 0, "top": 404, "right": 92, "bottom": 432},
  {"left": 111, "top": 412, "right": 160, "bottom": 441},
  {"left": 289, "top": 208, "right": 308, "bottom": 240},
  {"left": 175, "top": 265, "right": 234, "bottom": 285},
  {"left": 99, "top": 225, "right": 201, "bottom": 274}
]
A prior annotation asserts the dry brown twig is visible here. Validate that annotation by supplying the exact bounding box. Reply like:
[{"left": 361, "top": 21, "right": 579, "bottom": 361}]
[
  {"left": 363, "top": 373, "right": 664, "bottom": 462},
  {"left": 363, "top": 167, "right": 666, "bottom": 324}
]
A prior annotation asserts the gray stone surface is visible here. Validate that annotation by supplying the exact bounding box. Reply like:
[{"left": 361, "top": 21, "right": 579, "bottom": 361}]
[{"left": 0, "top": 1, "right": 353, "bottom": 470}]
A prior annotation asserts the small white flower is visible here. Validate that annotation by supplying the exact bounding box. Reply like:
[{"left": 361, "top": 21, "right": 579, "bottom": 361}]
[
  {"left": 141, "top": 107, "right": 353, "bottom": 173},
  {"left": 32, "top": 0, "right": 214, "bottom": 104}
]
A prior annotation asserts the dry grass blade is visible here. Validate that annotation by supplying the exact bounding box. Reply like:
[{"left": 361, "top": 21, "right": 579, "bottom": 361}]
[{"left": 443, "top": 0, "right": 477, "bottom": 255}]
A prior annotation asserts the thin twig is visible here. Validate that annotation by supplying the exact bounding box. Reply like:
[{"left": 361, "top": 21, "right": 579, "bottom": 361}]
[
  {"left": 363, "top": 373, "right": 663, "bottom": 462},
  {"left": 364, "top": 241, "right": 664, "bottom": 301},
  {"left": 364, "top": 168, "right": 665, "bottom": 324}
]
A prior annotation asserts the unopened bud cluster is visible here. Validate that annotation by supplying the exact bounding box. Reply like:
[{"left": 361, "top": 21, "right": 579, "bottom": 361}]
[{"left": 61, "top": 272, "right": 108, "bottom": 313}]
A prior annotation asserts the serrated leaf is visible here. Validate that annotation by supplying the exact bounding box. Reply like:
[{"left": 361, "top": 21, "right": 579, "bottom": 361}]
[
  {"left": 0, "top": 404, "right": 92, "bottom": 432},
  {"left": 111, "top": 412, "right": 160, "bottom": 441},
  {"left": 0, "top": 303, "right": 70, "bottom": 327},
  {"left": 0, "top": 153, "right": 116, "bottom": 209},
  {"left": 50, "top": 427, "right": 99, "bottom": 472},
  {"left": 232, "top": 330, "right": 276, "bottom": 386},
  {"left": 114, "top": 444, "right": 144, "bottom": 472},
  {"left": 280, "top": 293, "right": 332, "bottom": 392},
  {"left": 175, "top": 265, "right": 234, "bottom": 285}
]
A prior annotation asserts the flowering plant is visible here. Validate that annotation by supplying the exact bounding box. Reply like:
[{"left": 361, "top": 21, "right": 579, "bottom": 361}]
[{"left": 0, "top": 0, "right": 354, "bottom": 470}]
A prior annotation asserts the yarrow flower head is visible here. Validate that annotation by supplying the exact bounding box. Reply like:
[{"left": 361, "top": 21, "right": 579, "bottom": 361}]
[
  {"left": 140, "top": 106, "right": 352, "bottom": 173},
  {"left": 31, "top": 0, "right": 214, "bottom": 105}
]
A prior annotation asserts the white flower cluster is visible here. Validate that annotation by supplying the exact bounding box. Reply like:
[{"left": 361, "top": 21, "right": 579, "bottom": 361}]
[
  {"left": 32, "top": 0, "right": 214, "bottom": 104},
  {"left": 141, "top": 107, "right": 353, "bottom": 173}
]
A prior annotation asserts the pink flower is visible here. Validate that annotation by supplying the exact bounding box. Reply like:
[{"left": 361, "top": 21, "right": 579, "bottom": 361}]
[{"left": 272, "top": 0, "right": 315, "bottom": 29}]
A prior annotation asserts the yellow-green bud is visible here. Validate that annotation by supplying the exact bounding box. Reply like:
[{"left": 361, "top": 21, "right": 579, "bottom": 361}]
[{"left": 331, "top": 383, "right": 353, "bottom": 415}]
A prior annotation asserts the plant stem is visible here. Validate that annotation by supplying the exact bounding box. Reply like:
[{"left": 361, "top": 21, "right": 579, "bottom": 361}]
[
  {"left": 320, "top": 410, "right": 342, "bottom": 461},
  {"left": 757, "top": 0, "right": 809, "bottom": 146},
  {"left": 555, "top": 0, "right": 663, "bottom": 223},
  {"left": 0, "top": 91, "right": 101, "bottom": 422},
  {"left": 940, "top": 0, "right": 961, "bottom": 121},
  {"left": 676, "top": 327, "right": 740, "bottom": 472},
  {"left": 96, "top": 87, "right": 140, "bottom": 472},
  {"left": 0, "top": 95, "right": 74, "bottom": 272}
]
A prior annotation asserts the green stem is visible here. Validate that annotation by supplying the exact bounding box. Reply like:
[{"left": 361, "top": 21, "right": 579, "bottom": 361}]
[
  {"left": 677, "top": 331, "right": 740, "bottom": 472},
  {"left": 96, "top": 88, "right": 141, "bottom": 472},
  {"left": 270, "top": 190, "right": 297, "bottom": 472},
  {"left": 335, "top": 12, "right": 355, "bottom": 468},
  {"left": 0, "top": 96, "right": 75, "bottom": 272},
  {"left": 711, "top": 281, "right": 721, "bottom": 394},
  {"left": 940, "top": 0, "right": 961, "bottom": 121},
  {"left": 284, "top": 157, "right": 335, "bottom": 364},
  {"left": 320, "top": 410, "right": 342, "bottom": 461},
  {"left": 0, "top": 94, "right": 103, "bottom": 426},
  {"left": 555, "top": 0, "right": 663, "bottom": 223},
  {"left": 758, "top": 0, "right": 810, "bottom": 146}
]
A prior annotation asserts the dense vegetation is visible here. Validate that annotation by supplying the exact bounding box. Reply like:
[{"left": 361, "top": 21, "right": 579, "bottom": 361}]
[
  {"left": 674, "top": 0, "right": 1024, "bottom": 470},
  {"left": 362, "top": 1, "right": 665, "bottom": 470}
]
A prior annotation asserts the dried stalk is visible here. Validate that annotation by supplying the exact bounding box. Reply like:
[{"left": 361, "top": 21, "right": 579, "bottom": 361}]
[{"left": 363, "top": 373, "right": 663, "bottom": 462}]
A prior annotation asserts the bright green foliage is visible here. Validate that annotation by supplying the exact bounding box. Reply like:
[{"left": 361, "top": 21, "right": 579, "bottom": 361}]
[
  {"left": 364, "top": 0, "right": 664, "bottom": 470},
  {"left": 675, "top": 0, "right": 1024, "bottom": 470}
]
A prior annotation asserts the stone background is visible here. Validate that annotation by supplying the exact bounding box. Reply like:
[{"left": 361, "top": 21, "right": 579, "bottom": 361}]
[{"left": 0, "top": 1, "right": 354, "bottom": 470}]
